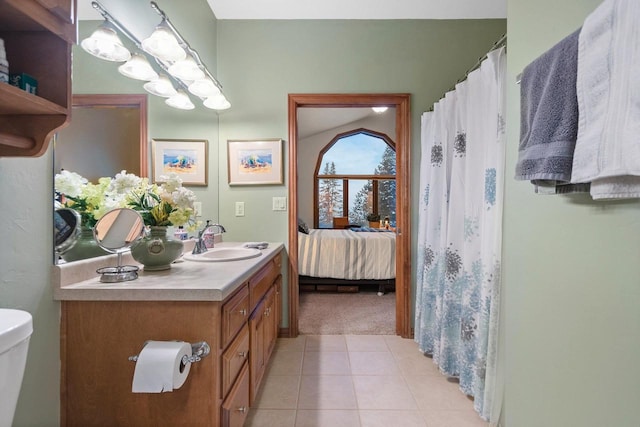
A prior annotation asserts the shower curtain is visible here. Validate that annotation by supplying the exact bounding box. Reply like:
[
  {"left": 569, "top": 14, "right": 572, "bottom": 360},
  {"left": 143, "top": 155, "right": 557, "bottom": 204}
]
[{"left": 415, "top": 46, "right": 506, "bottom": 422}]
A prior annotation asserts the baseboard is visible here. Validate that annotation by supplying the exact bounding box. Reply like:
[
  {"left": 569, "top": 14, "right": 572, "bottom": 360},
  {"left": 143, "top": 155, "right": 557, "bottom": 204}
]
[{"left": 278, "top": 327, "right": 290, "bottom": 338}]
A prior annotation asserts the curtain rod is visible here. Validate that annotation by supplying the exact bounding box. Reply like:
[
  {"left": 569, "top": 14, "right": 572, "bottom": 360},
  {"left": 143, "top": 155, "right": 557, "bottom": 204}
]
[{"left": 427, "top": 33, "right": 507, "bottom": 112}]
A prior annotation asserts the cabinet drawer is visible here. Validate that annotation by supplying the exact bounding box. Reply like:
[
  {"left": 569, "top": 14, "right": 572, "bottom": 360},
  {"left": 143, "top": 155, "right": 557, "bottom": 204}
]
[
  {"left": 221, "top": 324, "right": 249, "bottom": 399},
  {"left": 249, "top": 260, "right": 277, "bottom": 312},
  {"left": 222, "top": 285, "right": 249, "bottom": 348},
  {"left": 221, "top": 363, "right": 250, "bottom": 427}
]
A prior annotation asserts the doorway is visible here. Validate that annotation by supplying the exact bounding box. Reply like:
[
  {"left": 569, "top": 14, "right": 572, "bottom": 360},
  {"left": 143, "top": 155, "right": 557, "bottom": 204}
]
[{"left": 287, "top": 93, "right": 412, "bottom": 338}]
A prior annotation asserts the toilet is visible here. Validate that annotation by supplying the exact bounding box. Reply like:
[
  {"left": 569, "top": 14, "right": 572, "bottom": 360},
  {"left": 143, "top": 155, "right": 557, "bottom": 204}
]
[{"left": 0, "top": 309, "right": 33, "bottom": 427}]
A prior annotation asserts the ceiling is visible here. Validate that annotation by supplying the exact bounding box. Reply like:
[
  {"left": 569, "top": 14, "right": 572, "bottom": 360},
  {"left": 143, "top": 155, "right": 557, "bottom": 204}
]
[
  {"left": 207, "top": 0, "right": 506, "bottom": 20},
  {"left": 78, "top": 0, "right": 506, "bottom": 21}
]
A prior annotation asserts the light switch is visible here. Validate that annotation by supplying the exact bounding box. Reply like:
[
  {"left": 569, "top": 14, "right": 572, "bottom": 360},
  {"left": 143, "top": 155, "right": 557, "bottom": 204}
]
[
  {"left": 235, "top": 201, "right": 245, "bottom": 217},
  {"left": 272, "top": 197, "right": 287, "bottom": 211}
]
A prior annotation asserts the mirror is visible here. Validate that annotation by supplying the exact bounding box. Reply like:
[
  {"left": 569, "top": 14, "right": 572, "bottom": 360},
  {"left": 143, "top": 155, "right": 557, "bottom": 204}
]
[
  {"left": 53, "top": 94, "right": 148, "bottom": 264},
  {"left": 54, "top": 208, "right": 81, "bottom": 256},
  {"left": 93, "top": 208, "right": 145, "bottom": 283}
]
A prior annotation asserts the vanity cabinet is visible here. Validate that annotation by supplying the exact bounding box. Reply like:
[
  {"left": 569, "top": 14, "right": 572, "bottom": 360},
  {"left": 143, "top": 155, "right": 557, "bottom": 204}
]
[
  {"left": 59, "top": 250, "right": 283, "bottom": 427},
  {"left": 0, "top": 0, "right": 75, "bottom": 157}
]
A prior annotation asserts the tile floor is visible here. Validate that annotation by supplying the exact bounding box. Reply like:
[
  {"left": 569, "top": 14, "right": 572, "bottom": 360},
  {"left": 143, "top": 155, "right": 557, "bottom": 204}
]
[{"left": 246, "top": 335, "right": 489, "bottom": 427}]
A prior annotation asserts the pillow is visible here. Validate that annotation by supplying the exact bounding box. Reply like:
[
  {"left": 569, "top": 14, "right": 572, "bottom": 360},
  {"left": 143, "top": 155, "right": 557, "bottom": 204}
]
[{"left": 297, "top": 218, "right": 310, "bottom": 234}]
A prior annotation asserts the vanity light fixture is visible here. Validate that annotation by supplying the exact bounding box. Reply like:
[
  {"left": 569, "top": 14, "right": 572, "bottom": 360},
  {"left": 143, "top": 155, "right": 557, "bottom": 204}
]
[
  {"left": 144, "top": 75, "right": 178, "bottom": 97},
  {"left": 166, "top": 90, "right": 195, "bottom": 110},
  {"left": 188, "top": 77, "right": 221, "bottom": 98},
  {"left": 83, "top": 1, "right": 231, "bottom": 111},
  {"left": 141, "top": 23, "right": 186, "bottom": 62},
  {"left": 203, "top": 93, "right": 231, "bottom": 111},
  {"left": 117, "top": 53, "right": 158, "bottom": 81},
  {"left": 168, "top": 56, "right": 205, "bottom": 81},
  {"left": 372, "top": 106, "right": 388, "bottom": 113},
  {"left": 80, "top": 21, "right": 131, "bottom": 62}
]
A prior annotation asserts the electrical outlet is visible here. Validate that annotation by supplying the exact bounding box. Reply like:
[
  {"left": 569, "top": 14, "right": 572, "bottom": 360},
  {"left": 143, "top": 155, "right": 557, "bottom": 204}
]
[
  {"left": 235, "top": 201, "right": 245, "bottom": 217},
  {"left": 272, "top": 197, "right": 287, "bottom": 211},
  {"left": 193, "top": 202, "right": 202, "bottom": 217}
]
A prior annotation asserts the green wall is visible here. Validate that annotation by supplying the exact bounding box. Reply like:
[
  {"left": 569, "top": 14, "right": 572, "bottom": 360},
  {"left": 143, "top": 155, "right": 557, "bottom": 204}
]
[
  {"left": 504, "top": 0, "right": 640, "bottom": 425},
  {"left": 216, "top": 19, "right": 506, "bottom": 325}
]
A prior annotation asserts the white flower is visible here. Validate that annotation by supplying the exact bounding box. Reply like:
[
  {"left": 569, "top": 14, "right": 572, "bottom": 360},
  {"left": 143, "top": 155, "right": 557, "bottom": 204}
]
[
  {"left": 171, "top": 186, "right": 196, "bottom": 209},
  {"left": 109, "top": 170, "right": 143, "bottom": 195},
  {"left": 54, "top": 170, "right": 87, "bottom": 198},
  {"left": 158, "top": 173, "right": 183, "bottom": 193}
]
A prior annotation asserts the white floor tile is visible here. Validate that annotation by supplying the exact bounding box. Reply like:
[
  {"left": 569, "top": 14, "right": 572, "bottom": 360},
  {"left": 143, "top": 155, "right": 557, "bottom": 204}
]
[
  {"left": 352, "top": 375, "right": 417, "bottom": 410},
  {"left": 360, "top": 410, "right": 427, "bottom": 427},
  {"left": 297, "top": 375, "right": 358, "bottom": 409},
  {"left": 303, "top": 351, "right": 351, "bottom": 375},
  {"left": 349, "top": 351, "right": 401, "bottom": 376},
  {"left": 245, "top": 409, "right": 296, "bottom": 427},
  {"left": 254, "top": 334, "right": 484, "bottom": 426},
  {"left": 305, "top": 335, "right": 348, "bottom": 352},
  {"left": 295, "top": 409, "right": 361, "bottom": 427}
]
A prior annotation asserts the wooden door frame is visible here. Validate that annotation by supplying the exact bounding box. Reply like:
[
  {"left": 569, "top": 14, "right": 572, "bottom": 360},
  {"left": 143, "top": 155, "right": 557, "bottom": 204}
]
[
  {"left": 287, "top": 93, "right": 412, "bottom": 338},
  {"left": 71, "top": 94, "right": 149, "bottom": 177}
]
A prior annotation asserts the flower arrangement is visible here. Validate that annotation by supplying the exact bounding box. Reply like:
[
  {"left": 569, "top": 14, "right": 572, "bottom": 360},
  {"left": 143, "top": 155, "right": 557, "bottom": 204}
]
[
  {"left": 55, "top": 170, "right": 198, "bottom": 230},
  {"left": 126, "top": 173, "right": 197, "bottom": 229},
  {"left": 54, "top": 170, "right": 140, "bottom": 228}
]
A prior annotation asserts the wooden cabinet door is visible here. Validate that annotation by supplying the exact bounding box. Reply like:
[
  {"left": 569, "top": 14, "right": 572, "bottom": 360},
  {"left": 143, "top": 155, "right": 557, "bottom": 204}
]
[
  {"left": 249, "top": 299, "right": 265, "bottom": 404},
  {"left": 221, "top": 363, "right": 250, "bottom": 427},
  {"left": 263, "top": 286, "right": 277, "bottom": 361}
]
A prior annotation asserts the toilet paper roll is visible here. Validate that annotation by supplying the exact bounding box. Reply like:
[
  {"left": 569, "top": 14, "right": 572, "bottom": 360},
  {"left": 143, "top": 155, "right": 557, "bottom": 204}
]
[{"left": 131, "top": 341, "right": 192, "bottom": 393}]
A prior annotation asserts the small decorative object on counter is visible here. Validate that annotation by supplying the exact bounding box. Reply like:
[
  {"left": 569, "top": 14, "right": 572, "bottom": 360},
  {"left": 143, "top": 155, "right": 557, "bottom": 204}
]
[
  {"left": 0, "top": 38, "right": 8, "bottom": 83},
  {"left": 174, "top": 226, "right": 188, "bottom": 241},
  {"left": 60, "top": 225, "right": 109, "bottom": 262},
  {"left": 202, "top": 220, "right": 216, "bottom": 248},
  {"left": 131, "top": 226, "right": 184, "bottom": 271}
]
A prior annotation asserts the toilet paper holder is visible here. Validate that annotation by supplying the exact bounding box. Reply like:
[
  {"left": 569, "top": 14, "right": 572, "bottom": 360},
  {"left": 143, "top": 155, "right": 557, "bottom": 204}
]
[{"left": 128, "top": 341, "right": 211, "bottom": 364}]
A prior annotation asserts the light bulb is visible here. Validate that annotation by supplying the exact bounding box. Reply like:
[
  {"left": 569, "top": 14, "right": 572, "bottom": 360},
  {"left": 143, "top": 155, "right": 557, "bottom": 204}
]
[{"left": 80, "top": 22, "right": 131, "bottom": 62}]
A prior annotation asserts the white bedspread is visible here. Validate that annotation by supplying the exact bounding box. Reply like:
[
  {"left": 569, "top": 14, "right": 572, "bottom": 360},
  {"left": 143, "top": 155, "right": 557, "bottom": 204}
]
[{"left": 298, "top": 229, "right": 396, "bottom": 280}]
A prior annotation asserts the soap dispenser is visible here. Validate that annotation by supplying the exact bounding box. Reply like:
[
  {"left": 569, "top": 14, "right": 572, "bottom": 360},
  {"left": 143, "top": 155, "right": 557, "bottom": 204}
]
[{"left": 203, "top": 220, "right": 215, "bottom": 248}]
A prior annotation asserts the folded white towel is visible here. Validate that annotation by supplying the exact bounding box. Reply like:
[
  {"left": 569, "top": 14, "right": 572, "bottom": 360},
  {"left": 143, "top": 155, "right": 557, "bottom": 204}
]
[
  {"left": 571, "top": 0, "right": 640, "bottom": 199},
  {"left": 243, "top": 242, "right": 269, "bottom": 250}
]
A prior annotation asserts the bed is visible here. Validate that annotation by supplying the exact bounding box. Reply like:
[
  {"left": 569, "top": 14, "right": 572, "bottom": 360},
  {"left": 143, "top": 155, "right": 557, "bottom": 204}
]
[{"left": 298, "top": 228, "right": 396, "bottom": 295}]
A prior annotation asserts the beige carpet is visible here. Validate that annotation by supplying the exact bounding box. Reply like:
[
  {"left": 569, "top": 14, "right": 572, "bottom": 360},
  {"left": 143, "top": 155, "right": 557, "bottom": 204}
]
[{"left": 298, "top": 291, "right": 396, "bottom": 335}]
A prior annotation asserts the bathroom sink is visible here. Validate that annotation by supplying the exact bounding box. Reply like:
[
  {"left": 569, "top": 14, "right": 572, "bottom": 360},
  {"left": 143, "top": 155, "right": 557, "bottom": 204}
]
[{"left": 183, "top": 247, "right": 262, "bottom": 262}]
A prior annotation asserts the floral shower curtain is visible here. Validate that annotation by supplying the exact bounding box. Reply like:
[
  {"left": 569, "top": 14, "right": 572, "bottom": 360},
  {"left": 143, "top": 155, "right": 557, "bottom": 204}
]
[{"left": 415, "top": 46, "right": 506, "bottom": 422}]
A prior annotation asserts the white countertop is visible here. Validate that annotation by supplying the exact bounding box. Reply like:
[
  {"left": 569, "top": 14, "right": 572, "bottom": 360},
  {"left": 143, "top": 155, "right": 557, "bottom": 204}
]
[{"left": 52, "top": 242, "right": 284, "bottom": 302}]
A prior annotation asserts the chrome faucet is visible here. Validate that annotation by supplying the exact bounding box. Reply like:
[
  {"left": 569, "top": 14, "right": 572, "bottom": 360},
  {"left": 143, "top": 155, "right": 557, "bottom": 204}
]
[{"left": 192, "top": 221, "right": 226, "bottom": 254}]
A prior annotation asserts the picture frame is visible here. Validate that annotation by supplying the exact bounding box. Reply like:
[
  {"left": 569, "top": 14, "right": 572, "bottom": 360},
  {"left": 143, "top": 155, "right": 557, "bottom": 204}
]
[
  {"left": 227, "top": 139, "right": 284, "bottom": 185},
  {"left": 151, "top": 139, "right": 208, "bottom": 186}
]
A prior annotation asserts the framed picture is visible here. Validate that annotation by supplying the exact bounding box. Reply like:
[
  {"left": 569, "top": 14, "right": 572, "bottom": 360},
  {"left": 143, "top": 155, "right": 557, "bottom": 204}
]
[
  {"left": 227, "top": 139, "right": 284, "bottom": 185},
  {"left": 151, "top": 139, "right": 208, "bottom": 186}
]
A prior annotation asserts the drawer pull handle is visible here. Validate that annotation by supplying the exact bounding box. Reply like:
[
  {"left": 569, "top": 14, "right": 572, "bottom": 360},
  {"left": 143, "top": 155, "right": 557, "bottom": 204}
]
[
  {"left": 238, "top": 351, "right": 247, "bottom": 358},
  {"left": 237, "top": 406, "right": 247, "bottom": 413},
  {"left": 238, "top": 309, "right": 247, "bottom": 316}
]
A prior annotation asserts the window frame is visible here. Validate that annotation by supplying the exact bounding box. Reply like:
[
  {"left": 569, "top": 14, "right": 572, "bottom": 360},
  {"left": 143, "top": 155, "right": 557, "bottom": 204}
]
[{"left": 313, "top": 128, "right": 396, "bottom": 228}]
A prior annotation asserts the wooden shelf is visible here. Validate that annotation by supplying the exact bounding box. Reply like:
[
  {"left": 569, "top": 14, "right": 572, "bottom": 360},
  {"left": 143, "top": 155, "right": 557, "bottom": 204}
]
[
  {"left": 0, "top": 82, "right": 67, "bottom": 115},
  {"left": 0, "top": 0, "right": 75, "bottom": 157}
]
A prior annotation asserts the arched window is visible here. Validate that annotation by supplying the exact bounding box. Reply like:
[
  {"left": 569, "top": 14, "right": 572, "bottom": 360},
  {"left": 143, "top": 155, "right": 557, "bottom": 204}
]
[{"left": 314, "top": 128, "right": 396, "bottom": 228}]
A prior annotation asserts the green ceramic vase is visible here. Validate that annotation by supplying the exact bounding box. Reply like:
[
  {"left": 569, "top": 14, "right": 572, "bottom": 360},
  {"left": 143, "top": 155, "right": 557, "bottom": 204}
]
[
  {"left": 60, "top": 226, "right": 109, "bottom": 262},
  {"left": 130, "top": 226, "right": 184, "bottom": 271}
]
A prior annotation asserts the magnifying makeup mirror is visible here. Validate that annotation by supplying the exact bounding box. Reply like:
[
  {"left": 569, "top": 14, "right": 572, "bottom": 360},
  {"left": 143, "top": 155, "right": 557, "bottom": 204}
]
[
  {"left": 93, "top": 208, "right": 145, "bottom": 283},
  {"left": 54, "top": 208, "right": 81, "bottom": 256}
]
